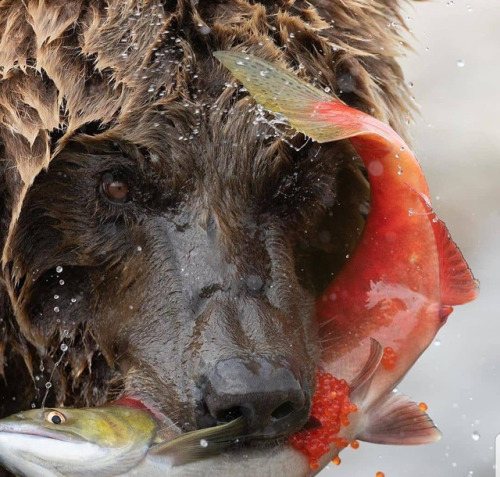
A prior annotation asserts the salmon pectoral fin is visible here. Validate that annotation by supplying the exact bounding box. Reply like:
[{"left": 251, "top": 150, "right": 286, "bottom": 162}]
[
  {"left": 357, "top": 393, "right": 441, "bottom": 445},
  {"left": 150, "top": 417, "right": 247, "bottom": 465},
  {"left": 349, "top": 338, "right": 383, "bottom": 404},
  {"left": 433, "top": 216, "right": 479, "bottom": 305}
]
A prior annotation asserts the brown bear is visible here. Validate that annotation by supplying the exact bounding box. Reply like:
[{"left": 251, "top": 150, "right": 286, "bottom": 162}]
[{"left": 0, "top": 0, "right": 414, "bottom": 466}]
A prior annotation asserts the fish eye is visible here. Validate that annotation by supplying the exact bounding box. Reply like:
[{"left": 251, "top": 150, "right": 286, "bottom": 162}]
[{"left": 46, "top": 410, "right": 66, "bottom": 425}]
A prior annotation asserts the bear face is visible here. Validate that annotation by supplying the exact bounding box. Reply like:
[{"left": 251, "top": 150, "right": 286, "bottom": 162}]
[{"left": 0, "top": 0, "right": 408, "bottom": 445}]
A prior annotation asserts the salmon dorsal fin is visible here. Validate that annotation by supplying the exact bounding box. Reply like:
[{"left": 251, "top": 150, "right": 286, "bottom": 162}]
[
  {"left": 357, "top": 393, "right": 441, "bottom": 445},
  {"left": 414, "top": 191, "right": 479, "bottom": 306},
  {"left": 432, "top": 215, "right": 479, "bottom": 305},
  {"left": 349, "top": 338, "right": 383, "bottom": 404}
]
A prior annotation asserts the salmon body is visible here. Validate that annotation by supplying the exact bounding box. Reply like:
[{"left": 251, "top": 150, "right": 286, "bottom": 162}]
[{"left": 214, "top": 51, "right": 479, "bottom": 473}]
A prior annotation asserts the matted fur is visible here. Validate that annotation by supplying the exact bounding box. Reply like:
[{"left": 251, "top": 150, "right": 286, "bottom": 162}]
[{"left": 0, "top": 0, "right": 412, "bottom": 418}]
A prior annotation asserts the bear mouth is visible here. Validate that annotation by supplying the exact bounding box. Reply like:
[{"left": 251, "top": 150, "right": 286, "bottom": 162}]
[{"left": 114, "top": 395, "right": 321, "bottom": 451}]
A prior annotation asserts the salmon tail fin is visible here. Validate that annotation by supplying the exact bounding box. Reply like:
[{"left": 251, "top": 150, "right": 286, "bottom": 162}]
[
  {"left": 214, "top": 51, "right": 391, "bottom": 144},
  {"left": 357, "top": 393, "right": 441, "bottom": 445},
  {"left": 415, "top": 192, "right": 479, "bottom": 305}
]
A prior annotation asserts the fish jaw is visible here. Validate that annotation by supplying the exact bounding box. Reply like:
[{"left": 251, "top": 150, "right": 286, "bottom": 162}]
[
  {"left": 0, "top": 416, "right": 87, "bottom": 443},
  {"left": 0, "top": 432, "right": 106, "bottom": 477}
]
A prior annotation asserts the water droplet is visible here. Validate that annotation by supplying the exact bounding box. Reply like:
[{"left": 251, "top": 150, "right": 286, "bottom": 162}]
[
  {"left": 137, "top": 246, "right": 143, "bottom": 252},
  {"left": 408, "top": 208, "right": 414, "bottom": 217},
  {"left": 31, "top": 403, "right": 36, "bottom": 408},
  {"left": 56, "top": 266, "right": 63, "bottom": 273},
  {"left": 260, "top": 69, "right": 269, "bottom": 77},
  {"left": 408, "top": 81, "right": 414, "bottom": 88},
  {"left": 148, "top": 86, "right": 155, "bottom": 93},
  {"left": 368, "top": 160, "right": 384, "bottom": 176},
  {"left": 289, "top": 33, "right": 295, "bottom": 39},
  {"left": 54, "top": 295, "right": 59, "bottom": 300},
  {"left": 434, "top": 339, "right": 441, "bottom": 346},
  {"left": 60, "top": 343, "right": 68, "bottom": 352},
  {"left": 54, "top": 306, "right": 60, "bottom": 313},
  {"left": 457, "top": 59, "right": 465, "bottom": 68},
  {"left": 397, "top": 166, "right": 403, "bottom": 175},
  {"left": 200, "top": 439, "right": 208, "bottom": 448},
  {"left": 59, "top": 280, "right": 65, "bottom": 286},
  {"left": 324, "top": 86, "right": 331, "bottom": 93},
  {"left": 472, "top": 431, "right": 480, "bottom": 441},
  {"left": 45, "top": 382, "right": 52, "bottom": 389},
  {"left": 71, "top": 298, "right": 77, "bottom": 303}
]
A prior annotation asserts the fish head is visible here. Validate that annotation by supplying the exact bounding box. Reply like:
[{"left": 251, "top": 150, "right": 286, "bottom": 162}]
[{"left": 0, "top": 406, "right": 157, "bottom": 477}]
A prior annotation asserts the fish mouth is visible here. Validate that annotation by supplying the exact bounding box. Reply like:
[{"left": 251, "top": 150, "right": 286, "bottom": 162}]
[{"left": 0, "top": 422, "right": 85, "bottom": 443}]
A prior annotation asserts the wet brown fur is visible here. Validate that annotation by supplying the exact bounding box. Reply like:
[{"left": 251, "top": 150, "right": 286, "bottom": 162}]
[{"left": 0, "top": 0, "right": 412, "bottom": 431}]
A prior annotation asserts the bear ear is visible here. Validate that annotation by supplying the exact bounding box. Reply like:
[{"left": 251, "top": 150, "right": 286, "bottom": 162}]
[{"left": 296, "top": 154, "right": 370, "bottom": 296}]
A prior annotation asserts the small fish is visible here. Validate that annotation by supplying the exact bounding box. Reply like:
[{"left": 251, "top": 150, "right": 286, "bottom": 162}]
[
  {"left": 0, "top": 403, "right": 246, "bottom": 477},
  {"left": 211, "top": 51, "right": 479, "bottom": 473}
]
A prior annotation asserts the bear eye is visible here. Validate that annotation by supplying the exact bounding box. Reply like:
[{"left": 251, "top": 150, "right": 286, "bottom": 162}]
[
  {"left": 101, "top": 172, "right": 130, "bottom": 204},
  {"left": 46, "top": 410, "right": 66, "bottom": 425}
]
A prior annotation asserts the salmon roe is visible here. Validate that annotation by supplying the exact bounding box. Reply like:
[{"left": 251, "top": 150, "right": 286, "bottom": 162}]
[
  {"left": 381, "top": 347, "right": 398, "bottom": 370},
  {"left": 350, "top": 440, "right": 360, "bottom": 449},
  {"left": 376, "top": 472, "right": 385, "bottom": 477},
  {"left": 418, "top": 402, "right": 428, "bottom": 411},
  {"left": 289, "top": 370, "right": 357, "bottom": 469}
]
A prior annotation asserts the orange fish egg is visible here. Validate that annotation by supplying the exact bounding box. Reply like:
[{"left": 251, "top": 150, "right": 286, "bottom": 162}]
[
  {"left": 381, "top": 347, "right": 398, "bottom": 370},
  {"left": 376, "top": 472, "right": 385, "bottom": 477},
  {"left": 350, "top": 440, "right": 360, "bottom": 449},
  {"left": 289, "top": 371, "right": 357, "bottom": 468},
  {"left": 418, "top": 402, "right": 428, "bottom": 411},
  {"left": 332, "top": 456, "right": 341, "bottom": 465},
  {"left": 309, "top": 459, "right": 320, "bottom": 470}
]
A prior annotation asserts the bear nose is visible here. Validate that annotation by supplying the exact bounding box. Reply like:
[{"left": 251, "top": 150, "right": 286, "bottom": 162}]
[{"left": 202, "top": 357, "right": 310, "bottom": 438}]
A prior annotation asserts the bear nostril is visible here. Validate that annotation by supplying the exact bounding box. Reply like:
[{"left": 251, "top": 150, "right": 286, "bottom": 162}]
[
  {"left": 216, "top": 406, "right": 244, "bottom": 424},
  {"left": 201, "top": 357, "right": 310, "bottom": 439},
  {"left": 270, "top": 401, "right": 296, "bottom": 421}
]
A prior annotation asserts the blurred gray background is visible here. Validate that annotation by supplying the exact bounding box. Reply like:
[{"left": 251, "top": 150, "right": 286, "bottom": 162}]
[{"left": 321, "top": 0, "right": 500, "bottom": 476}]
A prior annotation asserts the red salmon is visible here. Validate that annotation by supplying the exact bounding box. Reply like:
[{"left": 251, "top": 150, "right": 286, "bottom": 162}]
[{"left": 215, "top": 51, "right": 479, "bottom": 470}]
